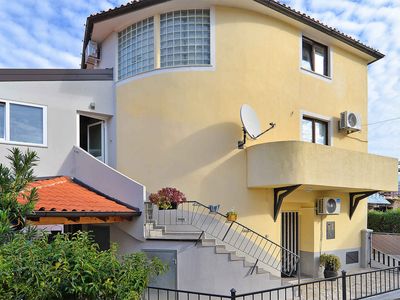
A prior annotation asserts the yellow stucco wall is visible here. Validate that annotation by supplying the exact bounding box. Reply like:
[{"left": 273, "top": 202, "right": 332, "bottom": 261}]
[{"left": 115, "top": 6, "right": 379, "bottom": 255}]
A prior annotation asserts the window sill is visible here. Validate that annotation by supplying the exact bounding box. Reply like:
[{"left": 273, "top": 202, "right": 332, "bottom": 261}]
[
  {"left": 300, "top": 67, "right": 332, "bottom": 81},
  {"left": 117, "top": 64, "right": 215, "bottom": 84},
  {"left": 0, "top": 140, "right": 48, "bottom": 148}
]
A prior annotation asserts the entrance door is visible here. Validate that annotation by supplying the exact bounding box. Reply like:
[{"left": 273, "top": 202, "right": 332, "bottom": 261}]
[
  {"left": 281, "top": 212, "right": 299, "bottom": 276},
  {"left": 87, "top": 121, "right": 104, "bottom": 162},
  {"left": 143, "top": 250, "right": 177, "bottom": 289}
]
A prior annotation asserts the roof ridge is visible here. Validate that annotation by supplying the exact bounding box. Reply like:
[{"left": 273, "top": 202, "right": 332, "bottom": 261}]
[{"left": 81, "top": 0, "right": 383, "bottom": 68}]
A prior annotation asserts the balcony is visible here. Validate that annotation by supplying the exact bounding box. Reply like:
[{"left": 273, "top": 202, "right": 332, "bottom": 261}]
[{"left": 247, "top": 141, "right": 398, "bottom": 192}]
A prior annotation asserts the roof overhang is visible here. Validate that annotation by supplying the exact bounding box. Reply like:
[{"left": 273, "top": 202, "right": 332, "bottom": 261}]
[{"left": 81, "top": 0, "right": 384, "bottom": 68}]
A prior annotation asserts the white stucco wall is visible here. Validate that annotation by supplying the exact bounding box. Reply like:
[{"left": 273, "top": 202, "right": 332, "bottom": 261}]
[
  {"left": 0, "top": 80, "right": 115, "bottom": 176},
  {"left": 98, "top": 33, "right": 117, "bottom": 76},
  {"left": 110, "top": 226, "right": 282, "bottom": 294}
]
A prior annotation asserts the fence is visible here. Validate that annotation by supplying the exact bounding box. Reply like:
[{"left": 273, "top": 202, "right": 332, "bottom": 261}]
[{"left": 145, "top": 267, "right": 400, "bottom": 300}]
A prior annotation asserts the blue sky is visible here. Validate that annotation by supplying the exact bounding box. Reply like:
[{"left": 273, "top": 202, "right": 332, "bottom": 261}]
[{"left": 0, "top": 0, "right": 399, "bottom": 160}]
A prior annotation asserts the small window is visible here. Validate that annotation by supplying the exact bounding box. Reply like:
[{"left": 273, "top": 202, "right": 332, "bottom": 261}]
[
  {"left": 302, "top": 117, "right": 328, "bottom": 145},
  {"left": 0, "top": 100, "right": 46, "bottom": 146},
  {"left": 0, "top": 103, "right": 5, "bottom": 139},
  {"left": 10, "top": 103, "right": 44, "bottom": 144},
  {"left": 302, "top": 37, "right": 329, "bottom": 77}
]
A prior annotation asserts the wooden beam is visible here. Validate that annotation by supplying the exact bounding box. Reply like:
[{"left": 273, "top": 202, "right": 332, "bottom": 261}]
[{"left": 28, "top": 216, "right": 131, "bottom": 225}]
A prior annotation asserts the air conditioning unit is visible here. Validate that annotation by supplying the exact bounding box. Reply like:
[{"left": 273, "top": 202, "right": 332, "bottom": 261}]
[
  {"left": 85, "top": 40, "right": 100, "bottom": 65},
  {"left": 316, "top": 197, "right": 341, "bottom": 215},
  {"left": 339, "top": 111, "right": 361, "bottom": 133}
]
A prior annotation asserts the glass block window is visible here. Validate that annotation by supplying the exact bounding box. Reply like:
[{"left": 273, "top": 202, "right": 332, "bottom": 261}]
[
  {"left": 118, "top": 17, "right": 154, "bottom": 80},
  {"left": 160, "top": 9, "right": 210, "bottom": 67}
]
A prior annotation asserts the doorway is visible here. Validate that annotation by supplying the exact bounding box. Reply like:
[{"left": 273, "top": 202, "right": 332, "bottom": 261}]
[
  {"left": 281, "top": 211, "right": 299, "bottom": 276},
  {"left": 79, "top": 115, "right": 105, "bottom": 162}
]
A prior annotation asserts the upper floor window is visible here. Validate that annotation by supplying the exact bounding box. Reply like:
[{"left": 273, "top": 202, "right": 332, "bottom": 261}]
[
  {"left": 160, "top": 9, "right": 210, "bottom": 67},
  {"left": 302, "top": 116, "right": 328, "bottom": 145},
  {"left": 0, "top": 100, "right": 46, "bottom": 146},
  {"left": 118, "top": 17, "right": 155, "bottom": 80},
  {"left": 302, "top": 37, "right": 329, "bottom": 77}
]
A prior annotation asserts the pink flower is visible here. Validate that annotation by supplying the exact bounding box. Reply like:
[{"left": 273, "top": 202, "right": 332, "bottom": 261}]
[{"left": 149, "top": 187, "right": 187, "bottom": 205}]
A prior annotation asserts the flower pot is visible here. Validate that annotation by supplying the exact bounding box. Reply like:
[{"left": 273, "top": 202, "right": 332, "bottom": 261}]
[
  {"left": 158, "top": 202, "right": 178, "bottom": 210},
  {"left": 209, "top": 205, "right": 220, "bottom": 213},
  {"left": 324, "top": 269, "right": 338, "bottom": 279},
  {"left": 227, "top": 214, "right": 237, "bottom": 222}
]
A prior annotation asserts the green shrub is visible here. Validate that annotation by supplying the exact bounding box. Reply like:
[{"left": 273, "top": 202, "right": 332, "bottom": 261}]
[
  {"left": 320, "top": 254, "right": 341, "bottom": 271},
  {"left": 0, "top": 231, "right": 166, "bottom": 300},
  {"left": 368, "top": 209, "right": 400, "bottom": 233}
]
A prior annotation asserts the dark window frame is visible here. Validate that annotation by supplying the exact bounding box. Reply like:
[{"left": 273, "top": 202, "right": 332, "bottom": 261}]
[
  {"left": 302, "top": 37, "right": 330, "bottom": 77},
  {"left": 302, "top": 116, "right": 329, "bottom": 145}
]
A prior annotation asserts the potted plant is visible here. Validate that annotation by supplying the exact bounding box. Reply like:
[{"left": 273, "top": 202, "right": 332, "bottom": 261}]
[
  {"left": 320, "top": 254, "right": 341, "bottom": 278},
  {"left": 149, "top": 187, "right": 187, "bottom": 210},
  {"left": 209, "top": 204, "right": 220, "bottom": 213},
  {"left": 226, "top": 209, "right": 238, "bottom": 222}
]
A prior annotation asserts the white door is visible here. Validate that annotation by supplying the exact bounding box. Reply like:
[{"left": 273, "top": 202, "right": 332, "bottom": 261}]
[{"left": 87, "top": 121, "right": 104, "bottom": 162}]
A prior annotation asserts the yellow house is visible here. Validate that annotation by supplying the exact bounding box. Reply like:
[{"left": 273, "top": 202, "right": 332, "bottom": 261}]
[{"left": 79, "top": 0, "right": 399, "bottom": 284}]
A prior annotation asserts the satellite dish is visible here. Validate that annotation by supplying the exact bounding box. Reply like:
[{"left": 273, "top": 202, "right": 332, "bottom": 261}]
[
  {"left": 238, "top": 104, "right": 276, "bottom": 149},
  {"left": 240, "top": 104, "right": 262, "bottom": 139}
]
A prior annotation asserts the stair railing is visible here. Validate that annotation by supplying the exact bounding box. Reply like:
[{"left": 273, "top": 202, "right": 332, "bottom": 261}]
[
  {"left": 372, "top": 248, "right": 400, "bottom": 268},
  {"left": 145, "top": 201, "right": 300, "bottom": 276}
]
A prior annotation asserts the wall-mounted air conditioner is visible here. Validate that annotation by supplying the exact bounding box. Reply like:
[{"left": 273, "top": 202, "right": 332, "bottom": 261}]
[
  {"left": 316, "top": 197, "right": 341, "bottom": 215},
  {"left": 339, "top": 111, "right": 361, "bottom": 133},
  {"left": 85, "top": 40, "right": 100, "bottom": 65}
]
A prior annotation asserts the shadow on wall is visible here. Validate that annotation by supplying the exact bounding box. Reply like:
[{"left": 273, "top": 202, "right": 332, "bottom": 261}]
[{"left": 154, "top": 122, "right": 243, "bottom": 181}]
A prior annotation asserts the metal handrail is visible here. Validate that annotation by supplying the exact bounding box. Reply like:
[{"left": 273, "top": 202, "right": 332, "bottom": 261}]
[
  {"left": 372, "top": 247, "right": 400, "bottom": 267},
  {"left": 146, "top": 266, "right": 400, "bottom": 300},
  {"left": 145, "top": 201, "right": 300, "bottom": 276}
]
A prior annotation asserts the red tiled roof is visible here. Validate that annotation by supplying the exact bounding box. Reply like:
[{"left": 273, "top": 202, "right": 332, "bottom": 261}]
[
  {"left": 81, "top": 0, "right": 384, "bottom": 68},
  {"left": 21, "top": 176, "right": 137, "bottom": 215}
]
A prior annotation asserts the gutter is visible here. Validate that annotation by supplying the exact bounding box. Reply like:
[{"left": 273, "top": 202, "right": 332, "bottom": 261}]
[{"left": 28, "top": 211, "right": 141, "bottom": 218}]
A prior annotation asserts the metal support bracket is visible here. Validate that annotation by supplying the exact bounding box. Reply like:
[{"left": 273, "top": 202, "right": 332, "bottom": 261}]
[
  {"left": 273, "top": 185, "right": 301, "bottom": 222},
  {"left": 349, "top": 191, "right": 379, "bottom": 220}
]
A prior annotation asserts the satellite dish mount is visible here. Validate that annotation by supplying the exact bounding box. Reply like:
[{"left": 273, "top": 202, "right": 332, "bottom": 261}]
[{"left": 238, "top": 104, "right": 276, "bottom": 149}]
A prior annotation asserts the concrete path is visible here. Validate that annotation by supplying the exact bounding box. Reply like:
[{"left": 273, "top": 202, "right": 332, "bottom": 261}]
[{"left": 366, "top": 289, "right": 400, "bottom": 299}]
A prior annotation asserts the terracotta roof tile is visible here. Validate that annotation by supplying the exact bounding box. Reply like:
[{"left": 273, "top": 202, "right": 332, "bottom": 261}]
[{"left": 20, "top": 176, "right": 136, "bottom": 214}]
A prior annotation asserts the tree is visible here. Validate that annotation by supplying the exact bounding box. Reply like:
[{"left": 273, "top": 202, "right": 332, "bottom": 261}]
[
  {"left": 0, "top": 148, "right": 39, "bottom": 243},
  {"left": 0, "top": 232, "right": 166, "bottom": 300},
  {"left": 0, "top": 149, "right": 167, "bottom": 299}
]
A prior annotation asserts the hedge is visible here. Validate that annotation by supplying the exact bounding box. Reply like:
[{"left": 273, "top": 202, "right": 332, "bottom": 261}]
[
  {"left": 0, "top": 232, "right": 166, "bottom": 300},
  {"left": 368, "top": 209, "right": 400, "bottom": 233}
]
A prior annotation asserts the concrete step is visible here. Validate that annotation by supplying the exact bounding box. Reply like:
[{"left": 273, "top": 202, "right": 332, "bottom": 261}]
[
  {"left": 201, "top": 238, "right": 217, "bottom": 247},
  {"left": 230, "top": 253, "right": 245, "bottom": 261}
]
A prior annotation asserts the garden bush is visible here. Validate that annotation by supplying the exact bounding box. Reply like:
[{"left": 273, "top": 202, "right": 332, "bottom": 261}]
[
  {"left": 0, "top": 231, "right": 166, "bottom": 300},
  {"left": 368, "top": 209, "right": 400, "bottom": 233},
  {"left": 0, "top": 149, "right": 167, "bottom": 299}
]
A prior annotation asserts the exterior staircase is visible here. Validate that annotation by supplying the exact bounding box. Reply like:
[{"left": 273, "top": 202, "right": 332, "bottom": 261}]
[{"left": 144, "top": 201, "right": 299, "bottom": 278}]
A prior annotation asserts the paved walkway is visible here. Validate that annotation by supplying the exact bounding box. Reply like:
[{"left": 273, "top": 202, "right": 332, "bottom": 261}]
[{"left": 366, "top": 289, "right": 400, "bottom": 299}]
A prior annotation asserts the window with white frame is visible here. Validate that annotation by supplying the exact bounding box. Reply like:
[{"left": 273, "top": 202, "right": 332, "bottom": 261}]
[
  {"left": 118, "top": 17, "right": 155, "bottom": 80},
  {"left": 160, "top": 9, "right": 210, "bottom": 67},
  {"left": 302, "top": 37, "right": 329, "bottom": 77},
  {"left": 0, "top": 102, "right": 5, "bottom": 140},
  {"left": 0, "top": 100, "right": 46, "bottom": 145}
]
